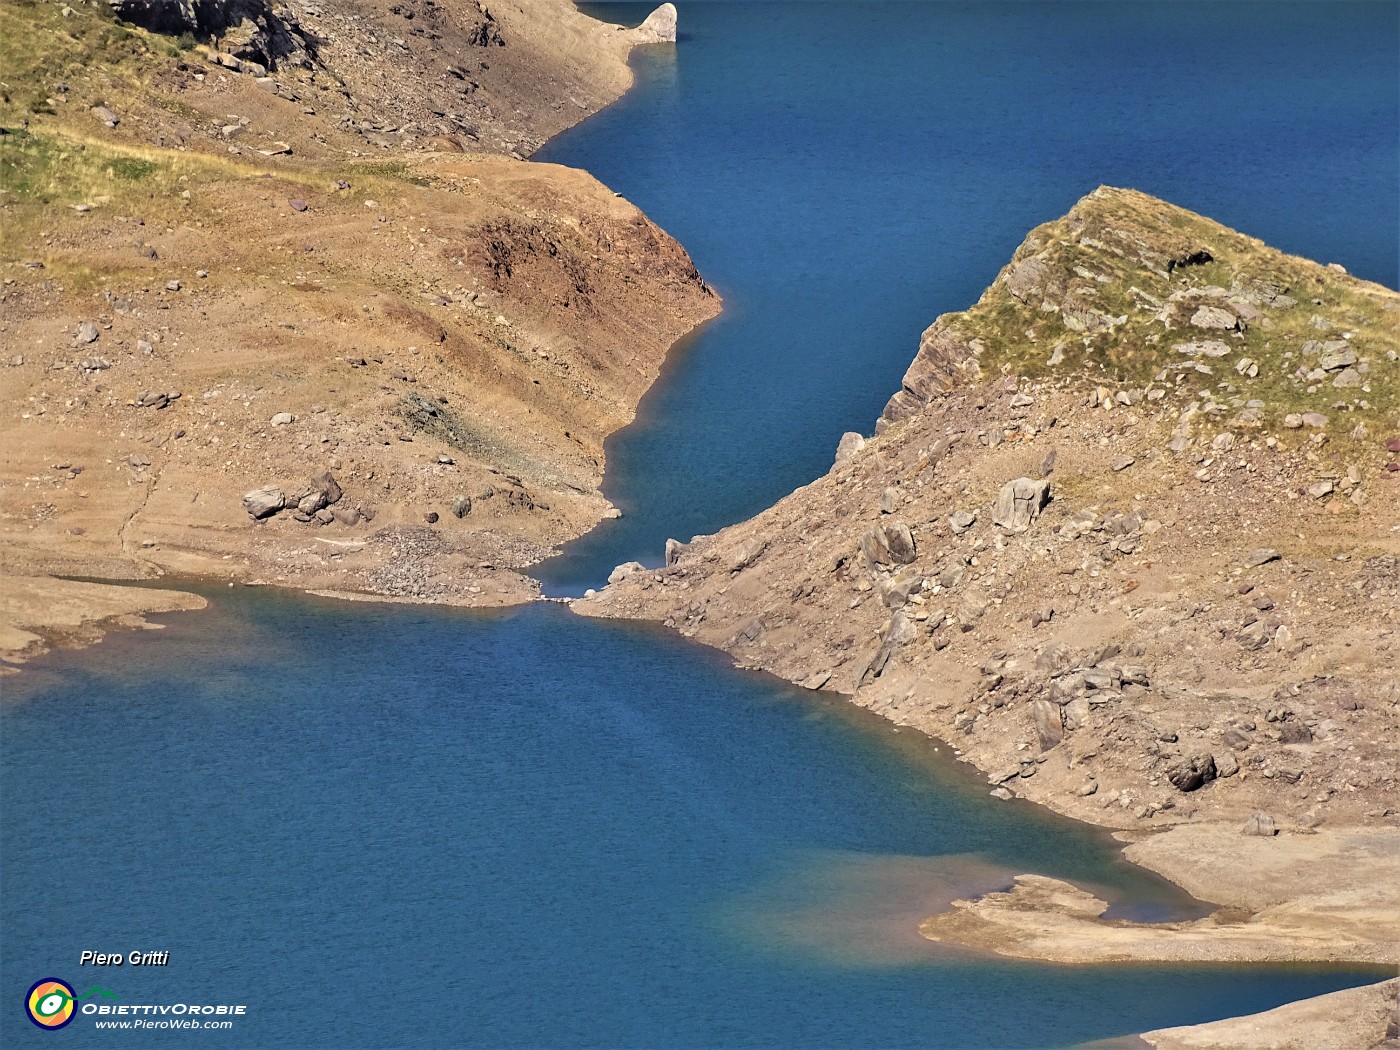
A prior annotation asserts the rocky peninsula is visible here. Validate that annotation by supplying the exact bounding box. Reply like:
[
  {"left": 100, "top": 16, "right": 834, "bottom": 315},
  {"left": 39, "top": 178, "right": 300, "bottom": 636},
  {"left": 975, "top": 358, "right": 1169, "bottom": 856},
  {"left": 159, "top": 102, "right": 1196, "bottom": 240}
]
[
  {"left": 580, "top": 187, "right": 1400, "bottom": 1047},
  {"left": 1, "top": 0, "right": 709, "bottom": 666}
]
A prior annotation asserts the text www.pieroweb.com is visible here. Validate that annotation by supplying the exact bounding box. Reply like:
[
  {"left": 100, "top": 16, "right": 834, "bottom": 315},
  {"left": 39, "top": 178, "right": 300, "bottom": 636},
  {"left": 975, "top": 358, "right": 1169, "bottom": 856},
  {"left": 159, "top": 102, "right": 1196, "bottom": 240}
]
[{"left": 85, "top": 1003, "right": 246, "bottom": 1031}]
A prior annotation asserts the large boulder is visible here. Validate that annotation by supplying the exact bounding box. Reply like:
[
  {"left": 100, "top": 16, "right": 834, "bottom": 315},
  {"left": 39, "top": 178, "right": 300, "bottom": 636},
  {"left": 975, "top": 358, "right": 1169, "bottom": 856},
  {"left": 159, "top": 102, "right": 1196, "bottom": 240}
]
[
  {"left": 992, "top": 477, "right": 1051, "bottom": 531},
  {"left": 879, "top": 573, "right": 924, "bottom": 610},
  {"left": 1318, "top": 345, "right": 1357, "bottom": 371},
  {"left": 883, "top": 522, "right": 916, "bottom": 562},
  {"left": 310, "top": 470, "right": 342, "bottom": 505},
  {"left": 1278, "top": 719, "right": 1314, "bottom": 744},
  {"left": 1031, "top": 698, "right": 1064, "bottom": 751},
  {"left": 1241, "top": 811, "right": 1278, "bottom": 837},
  {"left": 956, "top": 588, "right": 990, "bottom": 628},
  {"left": 632, "top": 2, "right": 677, "bottom": 43},
  {"left": 859, "top": 521, "right": 917, "bottom": 568},
  {"left": 608, "top": 561, "right": 645, "bottom": 585},
  {"left": 833, "top": 431, "right": 866, "bottom": 468},
  {"left": 1167, "top": 753, "right": 1218, "bottom": 792},
  {"left": 859, "top": 611, "right": 919, "bottom": 684},
  {"left": 243, "top": 485, "right": 285, "bottom": 520},
  {"left": 1190, "top": 305, "right": 1238, "bottom": 330}
]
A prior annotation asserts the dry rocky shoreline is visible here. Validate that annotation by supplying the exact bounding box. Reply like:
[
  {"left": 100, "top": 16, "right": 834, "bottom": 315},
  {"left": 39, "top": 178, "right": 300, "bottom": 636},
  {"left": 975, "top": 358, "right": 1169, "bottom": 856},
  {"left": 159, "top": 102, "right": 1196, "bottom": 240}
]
[{"left": 1, "top": 0, "right": 706, "bottom": 667}]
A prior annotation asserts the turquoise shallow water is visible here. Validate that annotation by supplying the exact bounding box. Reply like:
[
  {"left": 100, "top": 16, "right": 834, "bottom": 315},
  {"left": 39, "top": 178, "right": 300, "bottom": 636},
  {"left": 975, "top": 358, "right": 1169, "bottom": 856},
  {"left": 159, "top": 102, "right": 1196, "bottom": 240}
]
[{"left": 4, "top": 3, "right": 1399, "bottom": 1047}]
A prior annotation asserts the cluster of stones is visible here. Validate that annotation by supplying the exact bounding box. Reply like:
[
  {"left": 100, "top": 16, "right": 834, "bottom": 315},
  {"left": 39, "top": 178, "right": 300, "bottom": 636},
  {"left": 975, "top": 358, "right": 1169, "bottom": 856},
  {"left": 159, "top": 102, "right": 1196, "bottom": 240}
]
[{"left": 242, "top": 471, "right": 366, "bottom": 526}]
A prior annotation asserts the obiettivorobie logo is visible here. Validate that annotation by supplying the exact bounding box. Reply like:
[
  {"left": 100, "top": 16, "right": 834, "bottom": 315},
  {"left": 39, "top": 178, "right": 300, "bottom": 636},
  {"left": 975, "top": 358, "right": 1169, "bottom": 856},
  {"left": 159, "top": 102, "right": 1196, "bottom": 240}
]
[
  {"left": 25, "top": 981, "right": 120, "bottom": 1030},
  {"left": 24, "top": 979, "right": 246, "bottom": 1032},
  {"left": 25, "top": 980, "right": 116, "bottom": 1031},
  {"left": 26, "top": 979, "right": 76, "bottom": 1030}
]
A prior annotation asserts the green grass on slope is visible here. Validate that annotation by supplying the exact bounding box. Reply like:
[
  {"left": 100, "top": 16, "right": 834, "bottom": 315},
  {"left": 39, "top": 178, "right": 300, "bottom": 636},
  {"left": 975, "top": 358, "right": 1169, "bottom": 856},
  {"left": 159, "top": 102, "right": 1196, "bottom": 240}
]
[{"left": 949, "top": 187, "right": 1399, "bottom": 444}]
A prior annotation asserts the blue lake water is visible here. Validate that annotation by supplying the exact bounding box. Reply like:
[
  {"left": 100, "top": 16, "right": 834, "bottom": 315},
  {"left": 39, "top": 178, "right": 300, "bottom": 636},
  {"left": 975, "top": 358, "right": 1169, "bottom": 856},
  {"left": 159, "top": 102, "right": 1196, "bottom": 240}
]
[
  {"left": 537, "top": 0, "right": 1399, "bottom": 591},
  {"left": 1, "top": 591, "right": 1385, "bottom": 1048},
  {"left": 4, "top": 3, "right": 1399, "bottom": 1047}
]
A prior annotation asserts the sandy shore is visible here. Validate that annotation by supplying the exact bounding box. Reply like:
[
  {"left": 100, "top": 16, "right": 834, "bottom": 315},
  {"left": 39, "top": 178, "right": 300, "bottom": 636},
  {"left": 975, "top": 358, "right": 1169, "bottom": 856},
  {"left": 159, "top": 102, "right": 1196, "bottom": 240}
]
[
  {"left": 0, "top": 574, "right": 207, "bottom": 672},
  {"left": 1142, "top": 977, "right": 1399, "bottom": 1050},
  {"left": 920, "top": 823, "right": 1398, "bottom": 965}
]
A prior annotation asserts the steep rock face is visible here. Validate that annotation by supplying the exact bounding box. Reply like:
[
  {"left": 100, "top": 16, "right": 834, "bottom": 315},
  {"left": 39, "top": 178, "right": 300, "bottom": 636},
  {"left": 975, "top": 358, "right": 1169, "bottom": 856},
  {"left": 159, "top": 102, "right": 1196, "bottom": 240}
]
[
  {"left": 879, "top": 320, "right": 983, "bottom": 427},
  {"left": 97, "top": 0, "right": 663, "bottom": 156},
  {"left": 581, "top": 188, "right": 1400, "bottom": 843},
  {"left": 109, "top": 0, "right": 314, "bottom": 69}
]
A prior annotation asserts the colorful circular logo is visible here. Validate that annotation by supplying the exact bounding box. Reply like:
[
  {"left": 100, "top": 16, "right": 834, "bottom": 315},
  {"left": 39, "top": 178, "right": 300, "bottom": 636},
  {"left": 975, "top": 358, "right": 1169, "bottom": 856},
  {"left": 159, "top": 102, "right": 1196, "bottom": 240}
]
[{"left": 26, "top": 979, "right": 76, "bottom": 1030}]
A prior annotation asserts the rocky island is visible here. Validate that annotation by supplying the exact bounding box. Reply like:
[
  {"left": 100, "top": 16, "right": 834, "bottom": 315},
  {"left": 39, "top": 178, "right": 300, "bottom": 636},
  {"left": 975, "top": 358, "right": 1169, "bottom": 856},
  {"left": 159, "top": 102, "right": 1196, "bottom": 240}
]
[{"left": 581, "top": 187, "right": 1400, "bottom": 1048}]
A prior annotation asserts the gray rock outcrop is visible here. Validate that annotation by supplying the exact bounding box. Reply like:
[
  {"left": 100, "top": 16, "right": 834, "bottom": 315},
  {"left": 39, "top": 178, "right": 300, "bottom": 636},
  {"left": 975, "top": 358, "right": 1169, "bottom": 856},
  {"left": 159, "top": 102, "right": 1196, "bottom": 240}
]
[
  {"left": 608, "top": 561, "right": 645, "bottom": 585},
  {"left": 243, "top": 485, "right": 285, "bottom": 519},
  {"left": 632, "top": 3, "right": 677, "bottom": 43},
  {"left": 859, "top": 521, "right": 917, "bottom": 568},
  {"left": 834, "top": 431, "right": 866, "bottom": 468},
  {"left": 108, "top": 0, "right": 315, "bottom": 71},
  {"left": 1032, "top": 698, "right": 1064, "bottom": 750},
  {"left": 310, "top": 470, "right": 342, "bottom": 506},
  {"left": 992, "top": 477, "right": 1051, "bottom": 531},
  {"left": 879, "top": 321, "right": 983, "bottom": 427}
]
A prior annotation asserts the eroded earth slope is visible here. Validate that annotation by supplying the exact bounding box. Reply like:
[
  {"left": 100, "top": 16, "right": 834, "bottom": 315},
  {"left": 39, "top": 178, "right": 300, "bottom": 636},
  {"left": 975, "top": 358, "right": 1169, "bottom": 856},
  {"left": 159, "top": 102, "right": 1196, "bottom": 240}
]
[{"left": 1, "top": 0, "right": 713, "bottom": 665}]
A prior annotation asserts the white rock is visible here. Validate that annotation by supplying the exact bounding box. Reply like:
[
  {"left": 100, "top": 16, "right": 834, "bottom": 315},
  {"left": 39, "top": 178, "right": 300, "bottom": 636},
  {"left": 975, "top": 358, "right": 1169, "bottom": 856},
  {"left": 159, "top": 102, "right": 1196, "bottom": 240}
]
[
  {"left": 632, "top": 3, "right": 677, "bottom": 43},
  {"left": 607, "top": 561, "right": 645, "bottom": 585},
  {"left": 834, "top": 431, "right": 865, "bottom": 468}
]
